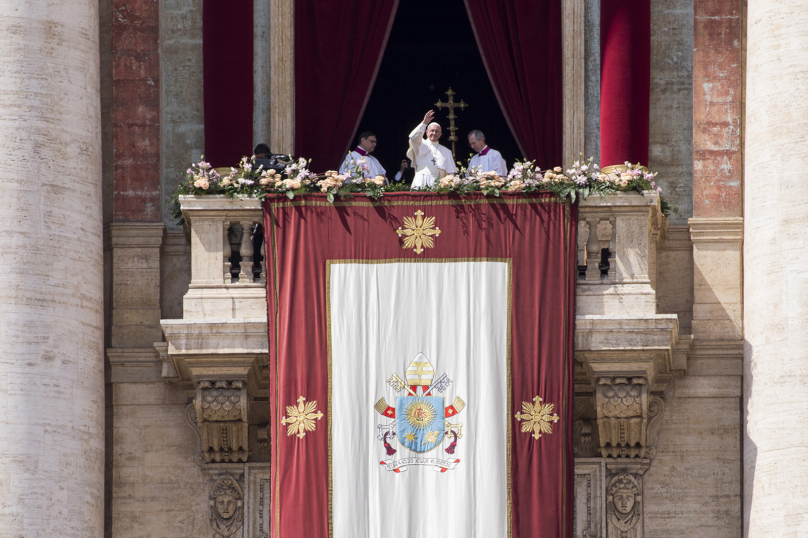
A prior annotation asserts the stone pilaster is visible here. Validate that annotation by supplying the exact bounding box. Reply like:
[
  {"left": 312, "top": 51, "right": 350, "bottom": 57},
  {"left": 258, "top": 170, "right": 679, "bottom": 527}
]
[
  {"left": 270, "top": 0, "right": 294, "bottom": 155},
  {"left": 254, "top": 0, "right": 272, "bottom": 148},
  {"left": 563, "top": 0, "right": 585, "bottom": 169},
  {"left": 689, "top": 218, "right": 743, "bottom": 342},
  {"left": 745, "top": 1, "right": 808, "bottom": 534},
  {"left": 0, "top": 0, "right": 105, "bottom": 535},
  {"left": 108, "top": 223, "right": 165, "bottom": 348}
]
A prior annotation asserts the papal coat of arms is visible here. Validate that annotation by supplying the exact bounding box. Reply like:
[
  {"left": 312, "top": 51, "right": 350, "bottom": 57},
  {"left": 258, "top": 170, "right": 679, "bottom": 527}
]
[{"left": 374, "top": 353, "right": 465, "bottom": 473}]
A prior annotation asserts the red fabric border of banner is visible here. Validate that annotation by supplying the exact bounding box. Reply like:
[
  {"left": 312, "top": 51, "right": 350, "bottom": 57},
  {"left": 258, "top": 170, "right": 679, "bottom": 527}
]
[{"left": 265, "top": 192, "right": 576, "bottom": 538}]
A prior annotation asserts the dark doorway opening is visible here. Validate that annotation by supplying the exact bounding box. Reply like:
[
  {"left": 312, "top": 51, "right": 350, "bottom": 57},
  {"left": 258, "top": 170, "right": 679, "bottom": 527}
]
[{"left": 355, "top": 0, "right": 522, "bottom": 181}]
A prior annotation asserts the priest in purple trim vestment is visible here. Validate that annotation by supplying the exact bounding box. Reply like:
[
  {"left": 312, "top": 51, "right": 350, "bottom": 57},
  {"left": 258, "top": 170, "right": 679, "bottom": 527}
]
[
  {"left": 468, "top": 129, "right": 507, "bottom": 177},
  {"left": 339, "top": 131, "right": 388, "bottom": 183}
]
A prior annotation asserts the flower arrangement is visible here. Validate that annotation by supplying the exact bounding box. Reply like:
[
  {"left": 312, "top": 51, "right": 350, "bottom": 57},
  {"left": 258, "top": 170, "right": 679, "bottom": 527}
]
[
  {"left": 437, "top": 156, "right": 615, "bottom": 203},
  {"left": 175, "top": 154, "right": 675, "bottom": 216}
]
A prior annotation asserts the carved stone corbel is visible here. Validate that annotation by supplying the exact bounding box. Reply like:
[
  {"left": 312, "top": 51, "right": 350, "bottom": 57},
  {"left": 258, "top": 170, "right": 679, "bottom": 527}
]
[
  {"left": 196, "top": 380, "right": 250, "bottom": 463},
  {"left": 596, "top": 377, "right": 648, "bottom": 458}
]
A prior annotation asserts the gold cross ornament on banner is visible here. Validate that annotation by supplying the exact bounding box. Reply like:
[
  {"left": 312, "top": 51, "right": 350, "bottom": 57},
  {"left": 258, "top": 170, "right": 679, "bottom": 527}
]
[{"left": 435, "top": 87, "right": 468, "bottom": 159}]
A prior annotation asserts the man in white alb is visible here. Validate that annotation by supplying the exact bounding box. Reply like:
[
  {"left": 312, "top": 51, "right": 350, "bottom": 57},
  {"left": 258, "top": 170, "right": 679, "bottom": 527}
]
[
  {"left": 339, "top": 131, "right": 388, "bottom": 183},
  {"left": 468, "top": 129, "right": 507, "bottom": 176},
  {"left": 407, "top": 110, "right": 457, "bottom": 188}
]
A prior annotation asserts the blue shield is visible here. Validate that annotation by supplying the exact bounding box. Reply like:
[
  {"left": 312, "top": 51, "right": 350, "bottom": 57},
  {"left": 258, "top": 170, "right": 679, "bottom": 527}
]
[{"left": 396, "top": 396, "right": 445, "bottom": 453}]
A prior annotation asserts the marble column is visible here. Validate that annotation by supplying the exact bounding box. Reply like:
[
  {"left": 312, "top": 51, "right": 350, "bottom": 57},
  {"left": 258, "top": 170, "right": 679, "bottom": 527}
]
[
  {"left": 0, "top": 0, "right": 105, "bottom": 536},
  {"left": 744, "top": 1, "right": 808, "bottom": 535}
]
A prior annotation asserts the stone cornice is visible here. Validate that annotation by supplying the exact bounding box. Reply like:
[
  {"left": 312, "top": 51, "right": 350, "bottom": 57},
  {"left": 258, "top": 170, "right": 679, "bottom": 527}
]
[
  {"left": 688, "top": 217, "right": 743, "bottom": 243},
  {"left": 161, "top": 319, "right": 268, "bottom": 398},
  {"left": 105, "top": 222, "right": 166, "bottom": 249}
]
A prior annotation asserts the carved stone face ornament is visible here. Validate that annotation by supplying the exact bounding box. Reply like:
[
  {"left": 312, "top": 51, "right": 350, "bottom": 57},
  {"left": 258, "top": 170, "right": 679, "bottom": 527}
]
[
  {"left": 216, "top": 494, "right": 237, "bottom": 520},
  {"left": 613, "top": 490, "right": 636, "bottom": 515},
  {"left": 607, "top": 473, "right": 642, "bottom": 535},
  {"left": 209, "top": 475, "right": 244, "bottom": 537}
]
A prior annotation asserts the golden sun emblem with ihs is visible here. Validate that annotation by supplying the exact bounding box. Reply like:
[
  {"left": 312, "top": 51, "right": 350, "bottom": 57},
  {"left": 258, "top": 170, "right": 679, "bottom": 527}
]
[
  {"left": 396, "top": 210, "right": 440, "bottom": 254},
  {"left": 515, "top": 396, "right": 560, "bottom": 440}
]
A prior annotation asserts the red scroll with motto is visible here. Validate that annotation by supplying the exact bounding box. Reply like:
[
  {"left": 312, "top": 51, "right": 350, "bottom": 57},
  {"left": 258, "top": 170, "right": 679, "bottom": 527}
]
[{"left": 264, "top": 193, "right": 576, "bottom": 537}]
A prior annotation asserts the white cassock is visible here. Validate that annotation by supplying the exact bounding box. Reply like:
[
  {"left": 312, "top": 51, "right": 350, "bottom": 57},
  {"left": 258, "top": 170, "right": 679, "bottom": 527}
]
[
  {"left": 339, "top": 148, "right": 388, "bottom": 184},
  {"left": 469, "top": 146, "right": 507, "bottom": 177},
  {"left": 407, "top": 123, "right": 457, "bottom": 188}
]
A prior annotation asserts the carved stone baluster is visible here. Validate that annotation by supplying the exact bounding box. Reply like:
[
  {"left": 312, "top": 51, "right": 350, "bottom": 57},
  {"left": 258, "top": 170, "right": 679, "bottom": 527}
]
[
  {"left": 223, "top": 221, "right": 232, "bottom": 284},
  {"left": 239, "top": 222, "right": 255, "bottom": 283},
  {"left": 585, "top": 217, "right": 602, "bottom": 281},
  {"left": 607, "top": 216, "right": 617, "bottom": 281},
  {"left": 260, "top": 241, "right": 267, "bottom": 284}
]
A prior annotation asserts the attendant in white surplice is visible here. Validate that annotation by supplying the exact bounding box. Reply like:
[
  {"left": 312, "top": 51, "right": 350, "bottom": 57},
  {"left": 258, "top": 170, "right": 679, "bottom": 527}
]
[
  {"left": 339, "top": 131, "right": 388, "bottom": 184},
  {"left": 468, "top": 129, "right": 507, "bottom": 176},
  {"left": 407, "top": 110, "right": 457, "bottom": 188}
]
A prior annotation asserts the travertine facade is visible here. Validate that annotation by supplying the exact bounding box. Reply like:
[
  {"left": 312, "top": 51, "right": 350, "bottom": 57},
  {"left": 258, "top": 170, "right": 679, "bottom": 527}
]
[{"left": 0, "top": 0, "right": 803, "bottom": 537}]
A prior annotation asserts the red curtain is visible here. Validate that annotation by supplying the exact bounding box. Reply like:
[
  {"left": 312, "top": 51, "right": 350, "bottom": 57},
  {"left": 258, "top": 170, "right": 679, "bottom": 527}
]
[
  {"left": 295, "top": 0, "right": 400, "bottom": 172},
  {"left": 202, "top": 0, "right": 254, "bottom": 167},
  {"left": 600, "top": 0, "right": 651, "bottom": 167},
  {"left": 463, "top": 0, "right": 563, "bottom": 168}
]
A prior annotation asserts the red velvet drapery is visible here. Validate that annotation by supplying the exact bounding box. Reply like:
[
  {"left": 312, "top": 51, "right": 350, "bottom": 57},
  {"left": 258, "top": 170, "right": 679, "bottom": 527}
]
[
  {"left": 463, "top": 0, "right": 563, "bottom": 168},
  {"left": 294, "top": 0, "right": 400, "bottom": 172},
  {"left": 202, "top": 0, "right": 254, "bottom": 167},
  {"left": 600, "top": 0, "right": 651, "bottom": 167}
]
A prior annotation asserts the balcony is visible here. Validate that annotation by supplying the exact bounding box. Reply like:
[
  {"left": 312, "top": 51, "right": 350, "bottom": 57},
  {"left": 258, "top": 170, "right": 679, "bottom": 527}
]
[{"left": 159, "top": 193, "right": 691, "bottom": 465}]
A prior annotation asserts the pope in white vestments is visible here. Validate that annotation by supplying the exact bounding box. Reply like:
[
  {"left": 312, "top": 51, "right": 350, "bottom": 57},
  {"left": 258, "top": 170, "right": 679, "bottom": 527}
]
[
  {"left": 339, "top": 131, "right": 388, "bottom": 184},
  {"left": 407, "top": 110, "right": 457, "bottom": 188},
  {"left": 468, "top": 129, "right": 507, "bottom": 176}
]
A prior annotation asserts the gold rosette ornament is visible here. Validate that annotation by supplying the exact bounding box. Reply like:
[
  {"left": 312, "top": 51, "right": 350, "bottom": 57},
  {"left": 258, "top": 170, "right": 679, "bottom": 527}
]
[
  {"left": 515, "top": 396, "right": 560, "bottom": 440},
  {"left": 396, "top": 210, "right": 440, "bottom": 254},
  {"left": 281, "top": 396, "right": 324, "bottom": 439}
]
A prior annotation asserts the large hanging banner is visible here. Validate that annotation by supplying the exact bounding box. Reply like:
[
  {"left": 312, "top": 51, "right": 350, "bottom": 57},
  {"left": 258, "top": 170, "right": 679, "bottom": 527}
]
[{"left": 264, "top": 193, "right": 576, "bottom": 538}]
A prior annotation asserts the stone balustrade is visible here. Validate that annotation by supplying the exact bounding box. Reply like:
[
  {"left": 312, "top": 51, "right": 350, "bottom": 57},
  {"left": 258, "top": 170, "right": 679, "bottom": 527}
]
[
  {"left": 180, "top": 194, "right": 267, "bottom": 320},
  {"left": 576, "top": 191, "right": 663, "bottom": 316},
  {"left": 575, "top": 191, "right": 691, "bottom": 395}
]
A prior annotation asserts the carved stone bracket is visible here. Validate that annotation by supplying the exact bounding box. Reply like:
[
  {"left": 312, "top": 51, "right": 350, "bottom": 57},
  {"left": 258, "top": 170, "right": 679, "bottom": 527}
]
[
  {"left": 594, "top": 377, "right": 667, "bottom": 460},
  {"left": 596, "top": 377, "right": 648, "bottom": 459},
  {"left": 196, "top": 380, "right": 250, "bottom": 463}
]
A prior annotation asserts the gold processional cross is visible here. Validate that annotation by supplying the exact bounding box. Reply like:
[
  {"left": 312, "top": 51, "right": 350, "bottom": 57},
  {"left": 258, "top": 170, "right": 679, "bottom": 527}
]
[{"left": 435, "top": 87, "right": 468, "bottom": 159}]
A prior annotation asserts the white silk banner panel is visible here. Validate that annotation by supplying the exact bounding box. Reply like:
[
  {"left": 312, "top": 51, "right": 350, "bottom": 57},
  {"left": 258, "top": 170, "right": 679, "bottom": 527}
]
[{"left": 329, "top": 260, "right": 510, "bottom": 538}]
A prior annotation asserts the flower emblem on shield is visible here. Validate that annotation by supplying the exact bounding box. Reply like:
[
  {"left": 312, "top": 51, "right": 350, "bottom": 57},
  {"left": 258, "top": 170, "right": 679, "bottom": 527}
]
[
  {"left": 396, "top": 210, "right": 440, "bottom": 254},
  {"left": 374, "top": 353, "right": 465, "bottom": 473}
]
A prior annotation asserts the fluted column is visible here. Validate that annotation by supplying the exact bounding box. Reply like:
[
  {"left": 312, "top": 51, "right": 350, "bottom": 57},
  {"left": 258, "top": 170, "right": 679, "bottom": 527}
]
[
  {"left": 745, "top": 2, "right": 808, "bottom": 535},
  {"left": 0, "top": 1, "right": 104, "bottom": 536}
]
